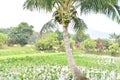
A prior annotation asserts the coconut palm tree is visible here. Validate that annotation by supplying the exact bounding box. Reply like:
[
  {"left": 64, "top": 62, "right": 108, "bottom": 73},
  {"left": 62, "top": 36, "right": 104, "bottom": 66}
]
[
  {"left": 109, "top": 33, "right": 120, "bottom": 41},
  {"left": 109, "top": 33, "right": 120, "bottom": 46},
  {"left": 23, "top": 0, "right": 120, "bottom": 80}
]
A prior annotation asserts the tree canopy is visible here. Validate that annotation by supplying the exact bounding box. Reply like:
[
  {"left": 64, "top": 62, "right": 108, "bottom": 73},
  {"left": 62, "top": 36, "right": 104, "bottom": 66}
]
[{"left": 9, "top": 22, "right": 33, "bottom": 46}]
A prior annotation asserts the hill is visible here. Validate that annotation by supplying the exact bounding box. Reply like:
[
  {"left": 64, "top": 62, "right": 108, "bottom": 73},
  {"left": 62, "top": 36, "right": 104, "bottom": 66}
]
[{"left": 86, "top": 29, "right": 110, "bottom": 39}]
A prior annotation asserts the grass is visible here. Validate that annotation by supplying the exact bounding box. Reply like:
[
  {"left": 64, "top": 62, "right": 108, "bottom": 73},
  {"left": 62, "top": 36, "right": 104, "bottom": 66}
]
[
  {"left": 0, "top": 46, "right": 120, "bottom": 80},
  {"left": 0, "top": 46, "right": 120, "bottom": 69}
]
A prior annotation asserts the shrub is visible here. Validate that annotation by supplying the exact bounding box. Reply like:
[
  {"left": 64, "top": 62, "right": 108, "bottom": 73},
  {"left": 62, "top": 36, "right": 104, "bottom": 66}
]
[
  {"left": 81, "top": 39, "right": 96, "bottom": 52},
  {"left": 0, "top": 33, "right": 8, "bottom": 48},
  {"left": 36, "top": 33, "right": 75, "bottom": 52},
  {"left": 103, "top": 39, "right": 112, "bottom": 50},
  {"left": 36, "top": 39, "right": 49, "bottom": 50},
  {"left": 7, "top": 38, "right": 16, "bottom": 46},
  {"left": 96, "top": 39, "right": 104, "bottom": 52},
  {"left": 36, "top": 33, "right": 58, "bottom": 50},
  {"left": 109, "top": 43, "right": 120, "bottom": 56}
]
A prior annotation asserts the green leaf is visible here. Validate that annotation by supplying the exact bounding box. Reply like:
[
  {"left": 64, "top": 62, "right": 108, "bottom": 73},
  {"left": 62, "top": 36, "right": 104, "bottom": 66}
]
[
  {"left": 72, "top": 17, "right": 87, "bottom": 33},
  {"left": 80, "top": 0, "right": 120, "bottom": 23},
  {"left": 40, "top": 19, "right": 58, "bottom": 34},
  {"left": 23, "top": 0, "right": 55, "bottom": 12}
]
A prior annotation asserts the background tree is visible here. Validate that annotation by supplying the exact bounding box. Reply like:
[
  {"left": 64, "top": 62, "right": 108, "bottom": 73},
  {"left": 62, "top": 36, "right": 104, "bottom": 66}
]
[
  {"left": 109, "top": 33, "right": 120, "bottom": 46},
  {"left": 9, "top": 22, "right": 33, "bottom": 46},
  {"left": 109, "top": 33, "right": 120, "bottom": 41},
  {"left": 103, "top": 39, "right": 112, "bottom": 50},
  {"left": 24, "top": 0, "right": 120, "bottom": 80},
  {"left": 0, "top": 28, "right": 11, "bottom": 34},
  {"left": 95, "top": 39, "right": 104, "bottom": 52},
  {"left": 28, "top": 31, "right": 39, "bottom": 44},
  {"left": 55, "top": 30, "right": 63, "bottom": 43}
]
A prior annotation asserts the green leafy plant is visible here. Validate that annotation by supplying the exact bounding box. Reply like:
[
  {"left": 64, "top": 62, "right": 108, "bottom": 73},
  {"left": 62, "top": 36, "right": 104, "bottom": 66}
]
[
  {"left": 9, "top": 22, "right": 33, "bottom": 46},
  {"left": 36, "top": 33, "right": 58, "bottom": 50},
  {"left": 0, "top": 33, "right": 8, "bottom": 48},
  {"left": 81, "top": 39, "right": 96, "bottom": 52},
  {"left": 109, "top": 43, "right": 120, "bottom": 56}
]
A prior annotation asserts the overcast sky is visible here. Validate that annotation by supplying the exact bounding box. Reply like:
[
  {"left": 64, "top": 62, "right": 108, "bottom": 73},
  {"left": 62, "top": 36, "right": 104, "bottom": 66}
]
[{"left": 0, "top": 0, "right": 120, "bottom": 35}]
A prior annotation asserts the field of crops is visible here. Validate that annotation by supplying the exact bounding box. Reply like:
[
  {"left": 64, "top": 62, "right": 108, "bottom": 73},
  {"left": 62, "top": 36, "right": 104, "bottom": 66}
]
[{"left": 0, "top": 46, "right": 120, "bottom": 80}]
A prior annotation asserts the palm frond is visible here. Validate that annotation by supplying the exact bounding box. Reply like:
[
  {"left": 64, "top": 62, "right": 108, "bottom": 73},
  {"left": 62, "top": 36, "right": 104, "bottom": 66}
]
[
  {"left": 40, "top": 19, "right": 58, "bottom": 34},
  {"left": 80, "top": 0, "right": 118, "bottom": 13},
  {"left": 23, "top": 0, "right": 55, "bottom": 12},
  {"left": 101, "top": 4, "right": 120, "bottom": 23},
  {"left": 80, "top": 0, "right": 120, "bottom": 23},
  {"left": 72, "top": 16, "right": 87, "bottom": 33}
]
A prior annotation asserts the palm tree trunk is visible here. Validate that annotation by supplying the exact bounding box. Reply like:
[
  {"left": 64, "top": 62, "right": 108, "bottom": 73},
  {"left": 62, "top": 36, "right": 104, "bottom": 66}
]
[{"left": 63, "top": 26, "right": 88, "bottom": 80}]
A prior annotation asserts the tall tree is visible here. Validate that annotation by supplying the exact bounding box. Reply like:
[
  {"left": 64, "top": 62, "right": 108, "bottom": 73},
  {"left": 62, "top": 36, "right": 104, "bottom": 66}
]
[
  {"left": 109, "top": 33, "right": 120, "bottom": 41},
  {"left": 23, "top": 0, "right": 120, "bottom": 80},
  {"left": 9, "top": 22, "right": 33, "bottom": 46},
  {"left": 109, "top": 33, "right": 120, "bottom": 46}
]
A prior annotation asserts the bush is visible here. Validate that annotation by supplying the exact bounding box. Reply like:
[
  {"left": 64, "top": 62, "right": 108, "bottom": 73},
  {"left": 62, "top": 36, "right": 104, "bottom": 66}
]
[
  {"left": 109, "top": 43, "right": 120, "bottom": 56},
  {"left": 36, "top": 39, "right": 49, "bottom": 50},
  {"left": 7, "top": 38, "right": 16, "bottom": 46},
  {"left": 81, "top": 39, "right": 96, "bottom": 52},
  {"left": 103, "top": 39, "right": 112, "bottom": 50},
  {"left": 0, "top": 33, "right": 8, "bottom": 48},
  {"left": 36, "top": 33, "right": 58, "bottom": 50},
  {"left": 36, "top": 33, "right": 75, "bottom": 52}
]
